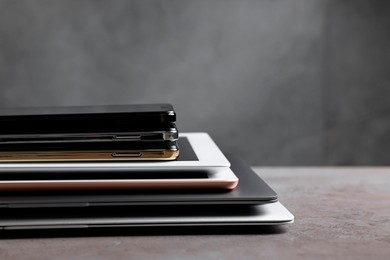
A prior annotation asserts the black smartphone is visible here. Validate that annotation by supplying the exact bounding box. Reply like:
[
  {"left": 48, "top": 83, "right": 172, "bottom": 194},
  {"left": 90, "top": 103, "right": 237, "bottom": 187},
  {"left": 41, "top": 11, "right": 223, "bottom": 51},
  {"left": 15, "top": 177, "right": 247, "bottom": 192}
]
[
  {"left": 0, "top": 104, "right": 177, "bottom": 141},
  {"left": 0, "top": 123, "right": 178, "bottom": 144}
]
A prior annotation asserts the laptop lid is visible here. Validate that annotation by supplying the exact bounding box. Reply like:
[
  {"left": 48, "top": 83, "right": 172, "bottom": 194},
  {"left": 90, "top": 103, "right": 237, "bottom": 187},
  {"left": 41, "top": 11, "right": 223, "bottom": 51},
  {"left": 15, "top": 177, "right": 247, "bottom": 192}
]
[{"left": 0, "top": 202, "right": 293, "bottom": 230}]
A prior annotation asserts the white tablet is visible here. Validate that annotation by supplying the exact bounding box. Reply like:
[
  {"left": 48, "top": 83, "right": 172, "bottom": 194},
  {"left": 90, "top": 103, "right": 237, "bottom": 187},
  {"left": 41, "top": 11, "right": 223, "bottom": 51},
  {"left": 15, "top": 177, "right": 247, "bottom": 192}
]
[{"left": 0, "top": 133, "right": 230, "bottom": 172}]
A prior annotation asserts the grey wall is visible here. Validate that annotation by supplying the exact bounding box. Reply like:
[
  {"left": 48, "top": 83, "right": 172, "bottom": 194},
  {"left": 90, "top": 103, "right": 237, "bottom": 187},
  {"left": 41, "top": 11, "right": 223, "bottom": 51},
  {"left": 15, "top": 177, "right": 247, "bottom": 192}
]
[{"left": 0, "top": 0, "right": 389, "bottom": 165}]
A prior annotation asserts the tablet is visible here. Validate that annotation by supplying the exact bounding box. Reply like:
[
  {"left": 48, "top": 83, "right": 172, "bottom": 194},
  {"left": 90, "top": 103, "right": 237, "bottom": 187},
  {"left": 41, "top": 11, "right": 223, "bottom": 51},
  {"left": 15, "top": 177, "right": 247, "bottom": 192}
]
[
  {"left": 0, "top": 167, "right": 238, "bottom": 191},
  {"left": 0, "top": 202, "right": 294, "bottom": 230},
  {"left": 0, "top": 133, "right": 229, "bottom": 171},
  {"left": 0, "top": 154, "right": 276, "bottom": 207}
]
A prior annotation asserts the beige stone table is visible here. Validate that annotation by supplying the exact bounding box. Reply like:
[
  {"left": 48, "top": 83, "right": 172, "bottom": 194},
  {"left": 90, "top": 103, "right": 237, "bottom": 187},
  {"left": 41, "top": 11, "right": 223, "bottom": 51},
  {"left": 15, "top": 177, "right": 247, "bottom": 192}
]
[{"left": 0, "top": 167, "right": 389, "bottom": 260}]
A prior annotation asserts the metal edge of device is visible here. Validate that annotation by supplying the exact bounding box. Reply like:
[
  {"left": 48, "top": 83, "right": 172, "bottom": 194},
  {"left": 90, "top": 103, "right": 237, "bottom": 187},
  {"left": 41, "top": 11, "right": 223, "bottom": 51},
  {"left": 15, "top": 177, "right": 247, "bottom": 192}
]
[{"left": 0, "top": 129, "right": 179, "bottom": 144}]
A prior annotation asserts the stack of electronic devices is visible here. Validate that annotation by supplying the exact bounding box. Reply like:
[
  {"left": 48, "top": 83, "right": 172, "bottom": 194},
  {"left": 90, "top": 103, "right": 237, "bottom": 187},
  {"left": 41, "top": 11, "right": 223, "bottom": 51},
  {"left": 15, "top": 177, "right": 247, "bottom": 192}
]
[{"left": 0, "top": 104, "right": 293, "bottom": 231}]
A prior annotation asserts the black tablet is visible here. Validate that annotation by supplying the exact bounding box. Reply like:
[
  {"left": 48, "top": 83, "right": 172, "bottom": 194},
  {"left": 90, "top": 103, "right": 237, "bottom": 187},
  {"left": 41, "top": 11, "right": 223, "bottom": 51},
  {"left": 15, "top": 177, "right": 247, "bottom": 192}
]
[{"left": 0, "top": 155, "right": 277, "bottom": 208}]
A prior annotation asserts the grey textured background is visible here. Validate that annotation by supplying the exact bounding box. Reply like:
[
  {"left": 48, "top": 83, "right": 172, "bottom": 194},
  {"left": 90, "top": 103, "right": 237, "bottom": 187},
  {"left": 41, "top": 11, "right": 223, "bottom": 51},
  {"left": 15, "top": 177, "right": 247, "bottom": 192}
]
[{"left": 0, "top": 0, "right": 389, "bottom": 165}]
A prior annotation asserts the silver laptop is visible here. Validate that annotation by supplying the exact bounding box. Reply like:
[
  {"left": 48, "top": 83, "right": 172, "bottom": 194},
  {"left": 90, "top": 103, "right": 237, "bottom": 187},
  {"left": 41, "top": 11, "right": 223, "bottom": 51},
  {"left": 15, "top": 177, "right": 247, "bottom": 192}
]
[{"left": 0, "top": 201, "right": 293, "bottom": 230}]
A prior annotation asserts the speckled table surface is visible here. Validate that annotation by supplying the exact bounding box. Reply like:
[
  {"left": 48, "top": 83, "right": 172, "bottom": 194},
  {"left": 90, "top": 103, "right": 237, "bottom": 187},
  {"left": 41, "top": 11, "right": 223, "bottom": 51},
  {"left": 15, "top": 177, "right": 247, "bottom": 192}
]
[{"left": 0, "top": 167, "right": 389, "bottom": 260}]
